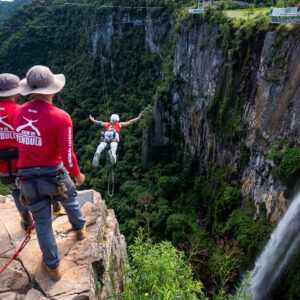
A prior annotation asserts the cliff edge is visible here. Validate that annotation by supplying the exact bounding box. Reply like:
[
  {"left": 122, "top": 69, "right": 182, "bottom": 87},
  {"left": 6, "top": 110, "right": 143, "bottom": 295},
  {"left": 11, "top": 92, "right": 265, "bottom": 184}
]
[{"left": 0, "top": 190, "right": 127, "bottom": 300}]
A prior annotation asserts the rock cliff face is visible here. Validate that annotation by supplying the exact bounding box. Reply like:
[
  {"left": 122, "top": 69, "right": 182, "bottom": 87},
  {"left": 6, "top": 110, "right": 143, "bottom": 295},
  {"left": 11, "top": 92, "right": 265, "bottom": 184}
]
[
  {"left": 0, "top": 190, "right": 127, "bottom": 300},
  {"left": 149, "top": 18, "right": 300, "bottom": 222}
]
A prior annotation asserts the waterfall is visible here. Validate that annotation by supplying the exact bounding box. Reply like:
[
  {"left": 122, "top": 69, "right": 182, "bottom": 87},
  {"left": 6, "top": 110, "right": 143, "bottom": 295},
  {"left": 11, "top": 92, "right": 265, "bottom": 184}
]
[{"left": 246, "top": 192, "right": 300, "bottom": 299}]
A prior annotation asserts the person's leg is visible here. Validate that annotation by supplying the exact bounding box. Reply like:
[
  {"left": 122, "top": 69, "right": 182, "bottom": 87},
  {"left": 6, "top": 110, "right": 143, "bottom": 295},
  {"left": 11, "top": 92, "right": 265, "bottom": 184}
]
[
  {"left": 8, "top": 183, "right": 29, "bottom": 213},
  {"left": 51, "top": 199, "right": 63, "bottom": 215},
  {"left": 52, "top": 172, "right": 85, "bottom": 231},
  {"left": 8, "top": 182, "right": 33, "bottom": 231},
  {"left": 92, "top": 141, "right": 107, "bottom": 166},
  {"left": 109, "top": 141, "right": 118, "bottom": 165},
  {"left": 19, "top": 179, "right": 60, "bottom": 269},
  {"left": 32, "top": 197, "right": 60, "bottom": 268}
]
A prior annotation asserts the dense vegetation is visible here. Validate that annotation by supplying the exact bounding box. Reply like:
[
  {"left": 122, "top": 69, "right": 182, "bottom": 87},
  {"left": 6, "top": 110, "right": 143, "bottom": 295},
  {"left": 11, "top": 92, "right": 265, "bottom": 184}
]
[
  {"left": 0, "top": 0, "right": 32, "bottom": 23},
  {"left": 269, "top": 140, "right": 300, "bottom": 186},
  {"left": 2, "top": 0, "right": 297, "bottom": 298},
  {"left": 122, "top": 229, "right": 208, "bottom": 300}
]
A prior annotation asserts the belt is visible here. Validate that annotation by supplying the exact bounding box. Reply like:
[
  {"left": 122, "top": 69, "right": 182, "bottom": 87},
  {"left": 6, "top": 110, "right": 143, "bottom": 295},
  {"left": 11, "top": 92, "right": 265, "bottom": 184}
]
[{"left": 18, "top": 170, "right": 64, "bottom": 181}]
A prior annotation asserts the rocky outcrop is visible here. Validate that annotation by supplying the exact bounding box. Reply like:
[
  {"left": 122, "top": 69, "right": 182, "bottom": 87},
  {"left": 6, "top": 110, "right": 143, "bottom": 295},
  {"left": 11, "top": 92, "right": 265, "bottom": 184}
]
[{"left": 0, "top": 190, "right": 127, "bottom": 300}]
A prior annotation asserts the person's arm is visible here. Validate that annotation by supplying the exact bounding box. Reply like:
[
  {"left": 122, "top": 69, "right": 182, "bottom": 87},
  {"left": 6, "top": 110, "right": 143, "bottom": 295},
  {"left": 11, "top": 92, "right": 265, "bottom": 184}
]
[
  {"left": 119, "top": 112, "right": 144, "bottom": 128},
  {"left": 89, "top": 115, "right": 107, "bottom": 127},
  {"left": 58, "top": 114, "right": 85, "bottom": 186}
]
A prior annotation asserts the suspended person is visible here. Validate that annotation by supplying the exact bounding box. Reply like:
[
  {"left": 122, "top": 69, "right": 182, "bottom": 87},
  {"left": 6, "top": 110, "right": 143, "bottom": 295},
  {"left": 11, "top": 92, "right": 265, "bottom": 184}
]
[
  {"left": 89, "top": 112, "right": 144, "bottom": 166},
  {"left": 0, "top": 73, "right": 33, "bottom": 230},
  {"left": 14, "top": 65, "right": 86, "bottom": 281}
]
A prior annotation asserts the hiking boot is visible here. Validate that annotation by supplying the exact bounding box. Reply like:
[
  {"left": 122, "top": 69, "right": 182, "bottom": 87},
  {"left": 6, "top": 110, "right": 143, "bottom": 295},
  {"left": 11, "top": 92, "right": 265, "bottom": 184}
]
[
  {"left": 92, "top": 152, "right": 100, "bottom": 167},
  {"left": 52, "top": 200, "right": 64, "bottom": 216},
  {"left": 108, "top": 150, "right": 117, "bottom": 165},
  {"left": 20, "top": 212, "right": 33, "bottom": 231},
  {"left": 43, "top": 262, "right": 62, "bottom": 281},
  {"left": 76, "top": 223, "right": 86, "bottom": 241}
]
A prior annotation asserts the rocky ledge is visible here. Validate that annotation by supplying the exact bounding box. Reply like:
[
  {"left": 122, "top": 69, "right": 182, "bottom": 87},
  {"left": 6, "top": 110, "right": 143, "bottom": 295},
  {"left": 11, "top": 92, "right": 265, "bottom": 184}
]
[{"left": 0, "top": 190, "right": 127, "bottom": 300}]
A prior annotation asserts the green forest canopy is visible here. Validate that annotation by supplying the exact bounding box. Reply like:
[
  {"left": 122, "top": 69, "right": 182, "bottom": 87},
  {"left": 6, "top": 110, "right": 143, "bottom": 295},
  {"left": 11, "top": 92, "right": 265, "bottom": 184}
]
[{"left": 2, "top": 0, "right": 299, "bottom": 298}]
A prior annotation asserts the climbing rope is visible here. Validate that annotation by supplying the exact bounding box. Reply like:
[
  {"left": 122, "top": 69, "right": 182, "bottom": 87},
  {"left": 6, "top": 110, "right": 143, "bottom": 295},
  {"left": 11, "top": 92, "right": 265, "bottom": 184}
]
[
  {"left": 98, "top": 32, "right": 110, "bottom": 118},
  {"left": 0, "top": 222, "right": 35, "bottom": 275},
  {"left": 107, "top": 160, "right": 115, "bottom": 198},
  {"left": 98, "top": 29, "right": 115, "bottom": 197}
]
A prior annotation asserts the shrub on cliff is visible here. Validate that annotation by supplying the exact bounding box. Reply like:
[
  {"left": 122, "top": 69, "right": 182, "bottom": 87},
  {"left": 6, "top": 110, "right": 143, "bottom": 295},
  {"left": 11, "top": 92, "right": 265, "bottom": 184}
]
[
  {"left": 123, "top": 229, "right": 208, "bottom": 300},
  {"left": 0, "top": 183, "right": 10, "bottom": 195},
  {"left": 276, "top": 147, "right": 300, "bottom": 185},
  {"left": 220, "top": 208, "right": 271, "bottom": 266},
  {"left": 214, "top": 186, "right": 242, "bottom": 223},
  {"left": 269, "top": 142, "right": 300, "bottom": 186}
]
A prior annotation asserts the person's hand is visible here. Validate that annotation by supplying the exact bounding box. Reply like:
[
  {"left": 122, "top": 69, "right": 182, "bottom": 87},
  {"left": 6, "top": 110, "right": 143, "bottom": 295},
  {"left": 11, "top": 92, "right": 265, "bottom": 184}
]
[
  {"left": 89, "top": 115, "right": 95, "bottom": 122},
  {"left": 138, "top": 112, "right": 144, "bottom": 119},
  {"left": 74, "top": 173, "right": 85, "bottom": 186}
]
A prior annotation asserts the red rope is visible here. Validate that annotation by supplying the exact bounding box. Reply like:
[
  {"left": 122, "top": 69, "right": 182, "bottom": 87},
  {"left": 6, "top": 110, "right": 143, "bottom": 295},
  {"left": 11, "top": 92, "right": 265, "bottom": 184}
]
[{"left": 0, "top": 222, "right": 35, "bottom": 274}]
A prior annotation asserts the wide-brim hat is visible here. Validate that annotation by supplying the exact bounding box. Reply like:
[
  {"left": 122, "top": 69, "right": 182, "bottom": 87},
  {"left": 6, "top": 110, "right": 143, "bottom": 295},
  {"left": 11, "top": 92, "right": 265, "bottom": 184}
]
[
  {"left": 20, "top": 65, "right": 65, "bottom": 96},
  {"left": 0, "top": 73, "right": 21, "bottom": 97}
]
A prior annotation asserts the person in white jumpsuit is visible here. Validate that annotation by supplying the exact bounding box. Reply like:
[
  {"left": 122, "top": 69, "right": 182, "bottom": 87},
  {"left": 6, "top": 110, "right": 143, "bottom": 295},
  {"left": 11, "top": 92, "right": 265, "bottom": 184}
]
[{"left": 89, "top": 113, "right": 143, "bottom": 166}]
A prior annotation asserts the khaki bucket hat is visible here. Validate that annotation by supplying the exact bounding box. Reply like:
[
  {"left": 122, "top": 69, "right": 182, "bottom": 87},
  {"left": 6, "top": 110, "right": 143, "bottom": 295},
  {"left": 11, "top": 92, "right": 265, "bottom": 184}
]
[
  {"left": 20, "top": 65, "right": 65, "bottom": 96},
  {"left": 0, "top": 73, "right": 21, "bottom": 97}
]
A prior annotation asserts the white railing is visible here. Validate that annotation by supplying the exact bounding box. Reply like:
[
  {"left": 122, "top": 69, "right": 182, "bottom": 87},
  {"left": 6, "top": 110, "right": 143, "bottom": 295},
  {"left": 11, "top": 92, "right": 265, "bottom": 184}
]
[
  {"left": 188, "top": 8, "right": 205, "bottom": 14},
  {"left": 270, "top": 7, "right": 300, "bottom": 17},
  {"left": 269, "top": 7, "right": 300, "bottom": 24}
]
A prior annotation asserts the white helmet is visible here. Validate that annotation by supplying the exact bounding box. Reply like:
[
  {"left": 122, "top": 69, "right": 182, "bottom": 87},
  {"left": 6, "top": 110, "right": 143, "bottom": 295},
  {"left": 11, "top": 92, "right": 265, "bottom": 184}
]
[{"left": 110, "top": 114, "right": 120, "bottom": 123}]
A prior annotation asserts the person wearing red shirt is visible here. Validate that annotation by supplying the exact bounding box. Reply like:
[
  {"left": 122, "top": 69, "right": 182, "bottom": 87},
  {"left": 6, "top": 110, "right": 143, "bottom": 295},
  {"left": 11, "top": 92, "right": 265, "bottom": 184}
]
[
  {"left": 0, "top": 73, "right": 33, "bottom": 230},
  {"left": 14, "top": 65, "right": 86, "bottom": 281},
  {"left": 89, "top": 112, "right": 143, "bottom": 166}
]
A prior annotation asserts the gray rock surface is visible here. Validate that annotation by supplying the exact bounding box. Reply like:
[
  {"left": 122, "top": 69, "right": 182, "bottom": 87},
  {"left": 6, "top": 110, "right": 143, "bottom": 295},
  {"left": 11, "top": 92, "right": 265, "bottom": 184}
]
[
  {"left": 0, "top": 190, "right": 127, "bottom": 300},
  {"left": 147, "top": 18, "right": 300, "bottom": 222}
]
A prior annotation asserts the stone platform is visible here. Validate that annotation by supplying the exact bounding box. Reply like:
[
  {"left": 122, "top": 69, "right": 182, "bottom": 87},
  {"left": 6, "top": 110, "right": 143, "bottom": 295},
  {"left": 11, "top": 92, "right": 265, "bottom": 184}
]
[{"left": 0, "top": 190, "right": 127, "bottom": 300}]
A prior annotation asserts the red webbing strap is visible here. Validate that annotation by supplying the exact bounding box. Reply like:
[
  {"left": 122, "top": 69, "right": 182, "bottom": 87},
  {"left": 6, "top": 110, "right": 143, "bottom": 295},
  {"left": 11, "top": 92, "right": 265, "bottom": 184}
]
[{"left": 0, "top": 222, "right": 35, "bottom": 274}]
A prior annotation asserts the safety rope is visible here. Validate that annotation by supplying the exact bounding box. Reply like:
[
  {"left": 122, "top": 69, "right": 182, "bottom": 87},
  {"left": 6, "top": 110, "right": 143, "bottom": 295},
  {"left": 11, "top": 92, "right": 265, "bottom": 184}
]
[
  {"left": 0, "top": 222, "right": 35, "bottom": 275},
  {"left": 98, "top": 34, "right": 110, "bottom": 118},
  {"left": 107, "top": 163, "right": 115, "bottom": 198}
]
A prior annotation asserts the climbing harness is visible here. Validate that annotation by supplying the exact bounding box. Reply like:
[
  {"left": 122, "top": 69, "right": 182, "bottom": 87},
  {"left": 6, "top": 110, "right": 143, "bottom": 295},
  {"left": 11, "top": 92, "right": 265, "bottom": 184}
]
[
  {"left": 57, "top": 180, "right": 68, "bottom": 200},
  {"left": 0, "top": 222, "right": 35, "bottom": 275},
  {"left": 16, "top": 170, "right": 68, "bottom": 200},
  {"left": 101, "top": 130, "right": 119, "bottom": 143},
  {"left": 0, "top": 147, "right": 18, "bottom": 185},
  {"left": 19, "top": 194, "right": 28, "bottom": 207}
]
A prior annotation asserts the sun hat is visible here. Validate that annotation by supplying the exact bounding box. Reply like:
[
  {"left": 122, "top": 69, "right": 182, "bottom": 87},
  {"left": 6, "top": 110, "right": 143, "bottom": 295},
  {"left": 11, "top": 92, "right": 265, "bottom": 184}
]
[
  {"left": 0, "top": 73, "right": 21, "bottom": 97},
  {"left": 20, "top": 65, "right": 65, "bottom": 96}
]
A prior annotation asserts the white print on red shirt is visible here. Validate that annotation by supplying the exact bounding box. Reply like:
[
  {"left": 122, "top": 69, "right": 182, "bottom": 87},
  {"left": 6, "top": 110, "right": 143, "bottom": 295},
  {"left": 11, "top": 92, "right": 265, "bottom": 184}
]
[
  {"left": 67, "top": 126, "right": 73, "bottom": 168},
  {"left": 0, "top": 115, "right": 14, "bottom": 130},
  {"left": 0, "top": 115, "right": 15, "bottom": 140},
  {"left": 16, "top": 116, "right": 42, "bottom": 146}
]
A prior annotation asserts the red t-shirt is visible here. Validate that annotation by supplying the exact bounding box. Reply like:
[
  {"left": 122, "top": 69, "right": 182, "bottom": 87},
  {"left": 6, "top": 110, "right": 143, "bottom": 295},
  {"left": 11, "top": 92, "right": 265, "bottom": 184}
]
[
  {"left": 13, "top": 99, "right": 80, "bottom": 177},
  {"left": 105, "top": 122, "right": 121, "bottom": 133},
  {"left": 0, "top": 99, "right": 19, "bottom": 174}
]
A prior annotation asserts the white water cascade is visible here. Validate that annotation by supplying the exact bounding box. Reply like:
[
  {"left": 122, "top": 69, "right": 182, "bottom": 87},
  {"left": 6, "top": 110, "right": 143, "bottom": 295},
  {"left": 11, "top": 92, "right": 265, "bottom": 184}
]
[{"left": 247, "top": 191, "right": 300, "bottom": 299}]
